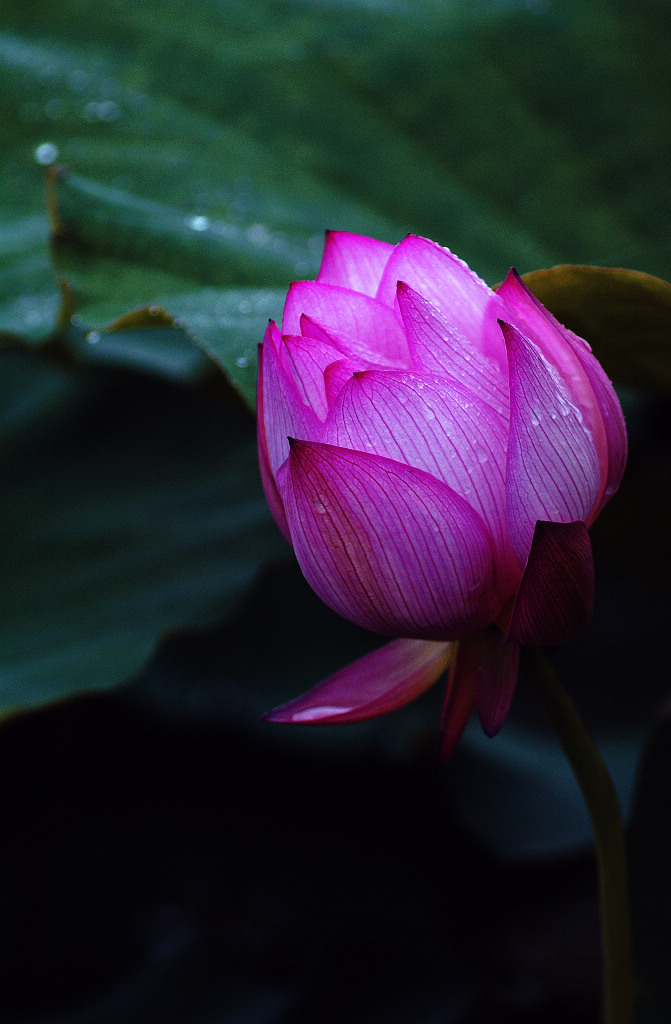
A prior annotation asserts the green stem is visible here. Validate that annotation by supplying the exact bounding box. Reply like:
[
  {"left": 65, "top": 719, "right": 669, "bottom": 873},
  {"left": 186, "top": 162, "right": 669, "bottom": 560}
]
[{"left": 528, "top": 647, "right": 634, "bottom": 1024}]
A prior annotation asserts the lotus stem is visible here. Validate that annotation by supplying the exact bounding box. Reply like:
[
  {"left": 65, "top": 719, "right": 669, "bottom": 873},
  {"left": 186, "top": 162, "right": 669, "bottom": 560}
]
[{"left": 528, "top": 647, "right": 634, "bottom": 1024}]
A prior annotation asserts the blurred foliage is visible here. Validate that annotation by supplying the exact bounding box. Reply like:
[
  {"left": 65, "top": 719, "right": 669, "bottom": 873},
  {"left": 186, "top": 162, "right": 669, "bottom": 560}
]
[{"left": 1, "top": 0, "right": 671, "bottom": 1021}]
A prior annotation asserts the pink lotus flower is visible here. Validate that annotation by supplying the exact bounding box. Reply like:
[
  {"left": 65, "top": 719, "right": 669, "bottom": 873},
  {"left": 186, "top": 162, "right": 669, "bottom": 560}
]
[{"left": 258, "top": 232, "right": 627, "bottom": 758}]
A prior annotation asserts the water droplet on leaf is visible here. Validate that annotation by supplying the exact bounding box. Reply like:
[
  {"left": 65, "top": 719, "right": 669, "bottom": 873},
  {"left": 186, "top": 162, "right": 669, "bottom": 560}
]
[{"left": 34, "top": 142, "right": 58, "bottom": 165}]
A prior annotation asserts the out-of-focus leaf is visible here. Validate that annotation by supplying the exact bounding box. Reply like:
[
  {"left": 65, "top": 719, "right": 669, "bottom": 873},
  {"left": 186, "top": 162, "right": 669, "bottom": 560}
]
[
  {"left": 0, "top": 348, "right": 287, "bottom": 718},
  {"left": 523, "top": 265, "right": 671, "bottom": 394},
  {"left": 448, "top": 718, "right": 641, "bottom": 860},
  {"left": 5, "top": 0, "right": 671, "bottom": 403}
]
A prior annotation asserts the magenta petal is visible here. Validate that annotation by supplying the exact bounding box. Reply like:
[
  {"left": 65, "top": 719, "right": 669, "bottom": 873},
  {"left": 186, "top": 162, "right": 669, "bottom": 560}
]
[
  {"left": 503, "top": 321, "right": 602, "bottom": 565},
  {"left": 438, "top": 644, "right": 476, "bottom": 763},
  {"left": 261, "top": 328, "right": 324, "bottom": 475},
  {"left": 316, "top": 230, "right": 394, "bottom": 296},
  {"left": 506, "top": 520, "right": 594, "bottom": 646},
  {"left": 498, "top": 271, "right": 626, "bottom": 512},
  {"left": 281, "top": 281, "right": 409, "bottom": 363},
  {"left": 257, "top": 339, "right": 291, "bottom": 541},
  {"left": 263, "top": 637, "right": 453, "bottom": 724},
  {"left": 469, "top": 626, "right": 520, "bottom": 738},
  {"left": 375, "top": 235, "right": 508, "bottom": 369},
  {"left": 397, "top": 283, "right": 509, "bottom": 414},
  {"left": 439, "top": 627, "right": 519, "bottom": 760},
  {"left": 323, "top": 369, "right": 510, "bottom": 556},
  {"left": 278, "top": 439, "right": 499, "bottom": 640},
  {"left": 283, "top": 333, "right": 343, "bottom": 420},
  {"left": 564, "top": 338, "right": 627, "bottom": 515}
]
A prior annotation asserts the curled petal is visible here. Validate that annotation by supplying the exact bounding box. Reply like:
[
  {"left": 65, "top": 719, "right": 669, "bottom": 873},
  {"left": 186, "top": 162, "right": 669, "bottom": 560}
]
[
  {"left": 375, "top": 235, "right": 508, "bottom": 370},
  {"left": 397, "top": 283, "right": 509, "bottom": 415},
  {"left": 261, "top": 327, "right": 324, "bottom": 475},
  {"left": 263, "top": 637, "right": 453, "bottom": 724},
  {"left": 278, "top": 440, "right": 500, "bottom": 641},
  {"left": 503, "top": 321, "right": 602, "bottom": 565},
  {"left": 316, "top": 230, "right": 394, "bottom": 296},
  {"left": 282, "top": 281, "right": 409, "bottom": 363},
  {"left": 506, "top": 520, "right": 594, "bottom": 647}
]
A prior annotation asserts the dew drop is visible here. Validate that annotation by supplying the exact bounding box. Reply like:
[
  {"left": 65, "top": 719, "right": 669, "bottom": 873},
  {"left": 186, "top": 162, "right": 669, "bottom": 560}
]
[
  {"left": 187, "top": 214, "right": 210, "bottom": 232},
  {"left": 86, "top": 330, "right": 101, "bottom": 345},
  {"left": 34, "top": 142, "right": 59, "bottom": 165},
  {"left": 235, "top": 355, "right": 249, "bottom": 368}
]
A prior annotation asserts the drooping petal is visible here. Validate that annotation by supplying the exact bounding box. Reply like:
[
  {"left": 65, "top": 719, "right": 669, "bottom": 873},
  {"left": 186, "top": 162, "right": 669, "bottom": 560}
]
[
  {"left": 316, "top": 230, "right": 394, "bottom": 296},
  {"left": 323, "top": 369, "right": 512, "bottom": 562},
  {"left": 282, "top": 281, "right": 409, "bottom": 363},
  {"left": 397, "top": 283, "right": 509, "bottom": 416},
  {"left": 502, "top": 321, "right": 602, "bottom": 566},
  {"left": 438, "top": 643, "right": 476, "bottom": 763},
  {"left": 506, "top": 520, "right": 594, "bottom": 646},
  {"left": 469, "top": 626, "right": 520, "bottom": 738},
  {"left": 263, "top": 637, "right": 453, "bottom": 724},
  {"left": 278, "top": 439, "right": 500, "bottom": 641},
  {"left": 261, "top": 326, "right": 324, "bottom": 475},
  {"left": 439, "top": 627, "right": 520, "bottom": 760},
  {"left": 375, "top": 235, "right": 508, "bottom": 371},
  {"left": 256, "top": 338, "right": 290, "bottom": 541}
]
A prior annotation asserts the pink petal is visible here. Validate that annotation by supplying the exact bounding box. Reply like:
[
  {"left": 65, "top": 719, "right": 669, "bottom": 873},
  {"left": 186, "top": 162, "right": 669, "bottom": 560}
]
[
  {"left": 498, "top": 271, "right": 627, "bottom": 509},
  {"left": 316, "top": 230, "right": 394, "bottom": 297},
  {"left": 322, "top": 357, "right": 380, "bottom": 406},
  {"left": 282, "top": 281, "right": 409, "bottom": 363},
  {"left": 439, "top": 645, "right": 476, "bottom": 763},
  {"left": 278, "top": 439, "right": 500, "bottom": 641},
  {"left": 469, "top": 626, "right": 520, "bottom": 738},
  {"left": 571, "top": 342, "right": 627, "bottom": 514},
  {"left": 397, "top": 283, "right": 509, "bottom": 416},
  {"left": 282, "top": 333, "right": 343, "bottom": 420},
  {"left": 439, "top": 627, "right": 520, "bottom": 759},
  {"left": 506, "top": 520, "right": 594, "bottom": 646},
  {"left": 498, "top": 269, "right": 611, "bottom": 499},
  {"left": 263, "top": 637, "right": 453, "bottom": 724},
  {"left": 323, "top": 369, "right": 513, "bottom": 564},
  {"left": 502, "top": 321, "right": 602, "bottom": 566},
  {"left": 498, "top": 267, "right": 592, "bottom": 353},
  {"left": 256, "top": 338, "right": 291, "bottom": 541},
  {"left": 375, "top": 235, "right": 508, "bottom": 371},
  {"left": 261, "top": 325, "right": 324, "bottom": 475}
]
